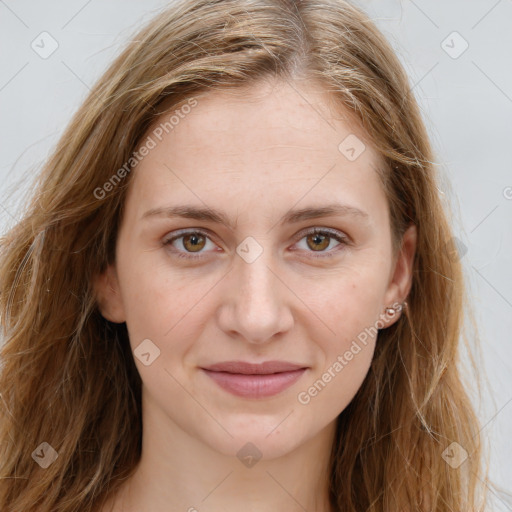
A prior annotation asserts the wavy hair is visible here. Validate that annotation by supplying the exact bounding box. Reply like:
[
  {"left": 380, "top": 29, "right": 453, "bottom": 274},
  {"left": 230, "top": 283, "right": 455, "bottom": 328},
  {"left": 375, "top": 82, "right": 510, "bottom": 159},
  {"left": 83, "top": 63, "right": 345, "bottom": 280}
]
[{"left": 0, "top": 0, "right": 489, "bottom": 510}]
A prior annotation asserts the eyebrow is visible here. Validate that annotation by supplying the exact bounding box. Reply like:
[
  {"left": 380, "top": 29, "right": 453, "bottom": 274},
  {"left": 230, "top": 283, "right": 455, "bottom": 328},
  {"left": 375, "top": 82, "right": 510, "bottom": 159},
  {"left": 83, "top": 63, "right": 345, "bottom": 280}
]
[{"left": 141, "top": 203, "right": 369, "bottom": 230}]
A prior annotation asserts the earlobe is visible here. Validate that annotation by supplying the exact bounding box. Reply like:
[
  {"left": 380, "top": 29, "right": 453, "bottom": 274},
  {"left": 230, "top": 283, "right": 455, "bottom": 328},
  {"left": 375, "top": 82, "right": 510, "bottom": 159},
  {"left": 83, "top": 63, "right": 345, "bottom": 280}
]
[
  {"left": 93, "top": 264, "right": 126, "bottom": 323},
  {"left": 381, "top": 223, "right": 417, "bottom": 328}
]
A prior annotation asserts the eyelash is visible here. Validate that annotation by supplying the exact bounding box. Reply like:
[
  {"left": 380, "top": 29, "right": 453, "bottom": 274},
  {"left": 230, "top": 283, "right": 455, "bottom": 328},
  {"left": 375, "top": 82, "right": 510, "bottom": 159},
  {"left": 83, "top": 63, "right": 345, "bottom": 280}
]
[{"left": 163, "top": 227, "right": 349, "bottom": 260}]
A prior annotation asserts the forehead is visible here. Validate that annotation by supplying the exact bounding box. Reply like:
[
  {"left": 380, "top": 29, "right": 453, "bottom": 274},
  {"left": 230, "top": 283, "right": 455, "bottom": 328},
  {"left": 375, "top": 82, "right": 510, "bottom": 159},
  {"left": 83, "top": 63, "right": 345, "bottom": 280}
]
[
  {"left": 125, "top": 79, "right": 386, "bottom": 222},
  {"left": 152, "top": 79, "right": 369, "bottom": 163}
]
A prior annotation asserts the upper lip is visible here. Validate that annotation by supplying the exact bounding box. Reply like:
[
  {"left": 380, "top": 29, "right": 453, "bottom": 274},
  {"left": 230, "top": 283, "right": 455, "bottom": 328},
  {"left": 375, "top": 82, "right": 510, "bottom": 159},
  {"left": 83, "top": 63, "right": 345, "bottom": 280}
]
[{"left": 202, "top": 360, "right": 307, "bottom": 375}]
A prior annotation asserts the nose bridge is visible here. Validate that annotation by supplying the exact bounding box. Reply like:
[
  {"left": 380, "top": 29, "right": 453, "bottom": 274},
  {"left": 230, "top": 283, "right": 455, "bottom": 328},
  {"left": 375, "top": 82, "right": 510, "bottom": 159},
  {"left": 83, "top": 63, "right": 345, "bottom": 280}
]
[
  {"left": 219, "top": 237, "right": 293, "bottom": 343},
  {"left": 238, "top": 247, "right": 276, "bottom": 307}
]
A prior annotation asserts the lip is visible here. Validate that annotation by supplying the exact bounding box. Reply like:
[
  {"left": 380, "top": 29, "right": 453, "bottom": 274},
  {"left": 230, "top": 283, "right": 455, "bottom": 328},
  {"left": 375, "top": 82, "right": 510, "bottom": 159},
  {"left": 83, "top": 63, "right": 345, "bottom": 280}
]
[
  {"left": 200, "top": 360, "right": 308, "bottom": 399},
  {"left": 203, "top": 360, "right": 306, "bottom": 374}
]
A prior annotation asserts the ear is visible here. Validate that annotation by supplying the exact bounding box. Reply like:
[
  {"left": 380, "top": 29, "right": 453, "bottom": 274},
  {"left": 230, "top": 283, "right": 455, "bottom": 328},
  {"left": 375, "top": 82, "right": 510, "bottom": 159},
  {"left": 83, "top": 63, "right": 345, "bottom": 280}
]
[
  {"left": 380, "top": 223, "right": 417, "bottom": 328},
  {"left": 93, "top": 264, "right": 126, "bottom": 323}
]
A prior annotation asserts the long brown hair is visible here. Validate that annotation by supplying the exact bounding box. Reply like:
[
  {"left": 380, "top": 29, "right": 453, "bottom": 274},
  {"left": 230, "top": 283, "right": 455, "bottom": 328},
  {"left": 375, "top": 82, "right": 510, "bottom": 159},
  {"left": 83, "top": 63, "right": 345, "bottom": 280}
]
[{"left": 0, "top": 0, "right": 489, "bottom": 510}]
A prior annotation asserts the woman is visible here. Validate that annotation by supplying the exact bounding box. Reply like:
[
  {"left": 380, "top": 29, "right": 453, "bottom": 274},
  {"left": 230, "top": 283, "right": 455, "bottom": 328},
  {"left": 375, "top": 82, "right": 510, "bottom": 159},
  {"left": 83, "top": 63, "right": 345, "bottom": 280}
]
[{"left": 0, "top": 0, "right": 488, "bottom": 510}]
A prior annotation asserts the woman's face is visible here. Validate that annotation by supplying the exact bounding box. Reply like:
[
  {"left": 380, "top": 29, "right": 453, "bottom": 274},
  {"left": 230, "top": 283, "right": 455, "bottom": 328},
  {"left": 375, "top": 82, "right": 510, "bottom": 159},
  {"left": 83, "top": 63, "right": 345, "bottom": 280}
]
[{"left": 95, "top": 79, "right": 415, "bottom": 459}]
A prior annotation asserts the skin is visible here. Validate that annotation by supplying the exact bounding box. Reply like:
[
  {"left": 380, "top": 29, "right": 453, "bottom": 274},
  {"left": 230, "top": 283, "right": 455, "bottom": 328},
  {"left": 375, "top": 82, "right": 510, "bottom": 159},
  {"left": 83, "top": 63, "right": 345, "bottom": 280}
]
[{"left": 95, "top": 77, "right": 416, "bottom": 512}]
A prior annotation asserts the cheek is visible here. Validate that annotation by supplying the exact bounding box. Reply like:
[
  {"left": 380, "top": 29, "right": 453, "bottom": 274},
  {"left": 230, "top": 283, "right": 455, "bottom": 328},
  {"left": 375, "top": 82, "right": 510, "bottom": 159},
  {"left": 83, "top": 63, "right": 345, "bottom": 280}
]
[
  {"left": 298, "top": 265, "right": 386, "bottom": 382},
  {"left": 115, "top": 251, "right": 166, "bottom": 336},
  {"left": 301, "top": 264, "right": 387, "bottom": 337},
  {"left": 117, "top": 254, "right": 218, "bottom": 353},
  {"left": 296, "top": 278, "right": 380, "bottom": 413}
]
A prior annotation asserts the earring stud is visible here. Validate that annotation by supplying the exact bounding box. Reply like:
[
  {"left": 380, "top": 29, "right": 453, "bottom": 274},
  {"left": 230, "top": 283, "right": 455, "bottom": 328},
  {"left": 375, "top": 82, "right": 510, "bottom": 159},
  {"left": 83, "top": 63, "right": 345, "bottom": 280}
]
[{"left": 385, "top": 301, "right": 407, "bottom": 316}]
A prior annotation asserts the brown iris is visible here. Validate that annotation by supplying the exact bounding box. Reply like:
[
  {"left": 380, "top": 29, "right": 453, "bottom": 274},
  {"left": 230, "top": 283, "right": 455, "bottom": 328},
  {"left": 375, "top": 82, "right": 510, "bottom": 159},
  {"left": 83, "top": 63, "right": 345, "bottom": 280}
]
[
  {"left": 306, "top": 232, "right": 330, "bottom": 251},
  {"left": 182, "top": 233, "right": 206, "bottom": 252}
]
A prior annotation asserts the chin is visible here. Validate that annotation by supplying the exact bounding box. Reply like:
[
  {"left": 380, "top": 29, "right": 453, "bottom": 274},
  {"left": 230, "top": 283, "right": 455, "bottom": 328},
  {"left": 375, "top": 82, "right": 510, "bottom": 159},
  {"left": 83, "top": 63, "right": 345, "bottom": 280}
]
[{"left": 199, "top": 413, "right": 311, "bottom": 461}]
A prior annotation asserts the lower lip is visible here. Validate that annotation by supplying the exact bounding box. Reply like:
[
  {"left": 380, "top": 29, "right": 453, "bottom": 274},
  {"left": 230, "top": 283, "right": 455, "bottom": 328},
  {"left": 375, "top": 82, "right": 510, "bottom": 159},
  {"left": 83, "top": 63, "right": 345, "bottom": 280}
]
[{"left": 201, "top": 368, "right": 307, "bottom": 398}]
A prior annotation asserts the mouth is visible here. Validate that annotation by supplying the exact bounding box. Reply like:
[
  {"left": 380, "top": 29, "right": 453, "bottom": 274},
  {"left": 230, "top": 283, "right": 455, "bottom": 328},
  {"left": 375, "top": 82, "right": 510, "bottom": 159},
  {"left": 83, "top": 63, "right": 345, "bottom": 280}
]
[{"left": 200, "top": 360, "right": 308, "bottom": 399}]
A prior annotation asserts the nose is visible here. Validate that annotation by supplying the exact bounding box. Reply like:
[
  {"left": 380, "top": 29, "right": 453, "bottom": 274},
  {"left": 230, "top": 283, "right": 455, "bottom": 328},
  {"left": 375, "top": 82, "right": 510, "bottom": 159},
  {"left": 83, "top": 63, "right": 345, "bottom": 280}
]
[{"left": 216, "top": 247, "right": 294, "bottom": 344}]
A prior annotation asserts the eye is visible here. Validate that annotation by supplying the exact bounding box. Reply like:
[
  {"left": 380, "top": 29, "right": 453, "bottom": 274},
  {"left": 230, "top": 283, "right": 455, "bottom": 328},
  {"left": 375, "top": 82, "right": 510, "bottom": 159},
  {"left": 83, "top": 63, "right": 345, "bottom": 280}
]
[
  {"left": 163, "top": 229, "right": 219, "bottom": 260},
  {"left": 163, "top": 227, "right": 349, "bottom": 261},
  {"left": 292, "top": 227, "right": 349, "bottom": 258}
]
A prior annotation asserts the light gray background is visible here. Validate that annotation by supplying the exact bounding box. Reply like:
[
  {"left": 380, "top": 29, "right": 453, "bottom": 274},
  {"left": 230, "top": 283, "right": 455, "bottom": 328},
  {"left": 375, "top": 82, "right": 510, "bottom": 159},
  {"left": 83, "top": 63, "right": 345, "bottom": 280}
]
[{"left": 0, "top": 0, "right": 511, "bottom": 508}]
